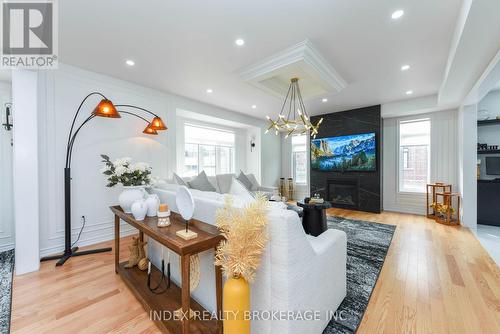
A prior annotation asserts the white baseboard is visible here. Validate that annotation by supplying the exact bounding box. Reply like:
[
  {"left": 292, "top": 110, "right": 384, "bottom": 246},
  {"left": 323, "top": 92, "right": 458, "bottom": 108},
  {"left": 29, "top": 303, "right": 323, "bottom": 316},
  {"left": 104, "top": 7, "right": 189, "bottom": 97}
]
[
  {"left": 0, "top": 243, "right": 14, "bottom": 252},
  {"left": 39, "top": 227, "right": 137, "bottom": 258},
  {"left": 383, "top": 204, "right": 426, "bottom": 215}
]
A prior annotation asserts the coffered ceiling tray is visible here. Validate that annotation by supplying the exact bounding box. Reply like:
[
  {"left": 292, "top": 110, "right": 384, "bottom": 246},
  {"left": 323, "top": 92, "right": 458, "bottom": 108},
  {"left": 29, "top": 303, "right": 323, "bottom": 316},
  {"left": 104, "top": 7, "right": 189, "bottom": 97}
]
[{"left": 238, "top": 39, "right": 347, "bottom": 100}]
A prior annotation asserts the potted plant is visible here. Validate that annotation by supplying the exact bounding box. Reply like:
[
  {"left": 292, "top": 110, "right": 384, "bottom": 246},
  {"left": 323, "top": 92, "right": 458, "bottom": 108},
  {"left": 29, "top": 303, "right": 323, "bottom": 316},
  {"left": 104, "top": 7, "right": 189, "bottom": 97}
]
[
  {"left": 214, "top": 195, "right": 269, "bottom": 334},
  {"left": 100, "top": 154, "right": 152, "bottom": 213}
]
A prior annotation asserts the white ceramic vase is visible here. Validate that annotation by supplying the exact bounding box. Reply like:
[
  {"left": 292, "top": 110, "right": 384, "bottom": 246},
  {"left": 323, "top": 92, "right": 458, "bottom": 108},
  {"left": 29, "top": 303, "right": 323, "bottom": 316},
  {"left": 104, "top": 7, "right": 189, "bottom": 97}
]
[
  {"left": 145, "top": 194, "right": 160, "bottom": 217},
  {"left": 131, "top": 199, "right": 148, "bottom": 221},
  {"left": 119, "top": 186, "right": 146, "bottom": 213}
]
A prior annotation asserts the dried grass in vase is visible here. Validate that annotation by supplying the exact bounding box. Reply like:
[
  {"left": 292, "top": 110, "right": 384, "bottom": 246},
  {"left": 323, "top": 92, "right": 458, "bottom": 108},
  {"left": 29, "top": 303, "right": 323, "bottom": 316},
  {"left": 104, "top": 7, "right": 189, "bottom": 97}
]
[{"left": 214, "top": 194, "right": 269, "bottom": 282}]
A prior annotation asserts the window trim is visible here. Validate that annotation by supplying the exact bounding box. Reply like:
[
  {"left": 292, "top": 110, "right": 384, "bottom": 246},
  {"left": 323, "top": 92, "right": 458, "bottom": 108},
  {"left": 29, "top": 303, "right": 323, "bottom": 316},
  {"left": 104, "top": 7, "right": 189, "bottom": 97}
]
[{"left": 396, "top": 118, "right": 431, "bottom": 195}]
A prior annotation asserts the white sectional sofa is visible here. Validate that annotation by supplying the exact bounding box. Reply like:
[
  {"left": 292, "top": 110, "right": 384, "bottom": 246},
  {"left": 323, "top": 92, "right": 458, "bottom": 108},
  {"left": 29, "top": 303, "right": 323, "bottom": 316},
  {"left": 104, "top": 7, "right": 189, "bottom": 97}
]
[{"left": 148, "top": 183, "right": 347, "bottom": 334}]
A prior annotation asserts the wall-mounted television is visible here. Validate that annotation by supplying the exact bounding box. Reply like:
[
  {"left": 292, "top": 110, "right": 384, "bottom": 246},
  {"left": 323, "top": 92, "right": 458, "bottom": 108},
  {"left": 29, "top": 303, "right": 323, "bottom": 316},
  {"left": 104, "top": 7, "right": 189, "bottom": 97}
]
[
  {"left": 311, "top": 132, "right": 377, "bottom": 172},
  {"left": 486, "top": 157, "right": 500, "bottom": 175}
]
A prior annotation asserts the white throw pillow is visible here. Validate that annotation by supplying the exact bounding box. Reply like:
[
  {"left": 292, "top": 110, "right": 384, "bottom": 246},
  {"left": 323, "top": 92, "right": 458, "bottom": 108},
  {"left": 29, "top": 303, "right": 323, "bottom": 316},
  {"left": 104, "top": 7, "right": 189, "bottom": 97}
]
[
  {"left": 229, "top": 178, "right": 255, "bottom": 204},
  {"left": 173, "top": 172, "right": 188, "bottom": 187}
]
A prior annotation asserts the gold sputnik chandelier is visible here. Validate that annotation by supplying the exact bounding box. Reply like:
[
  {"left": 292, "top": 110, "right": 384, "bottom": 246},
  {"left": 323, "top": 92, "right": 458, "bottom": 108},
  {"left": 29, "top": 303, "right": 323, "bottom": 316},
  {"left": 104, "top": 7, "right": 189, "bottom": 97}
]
[{"left": 265, "top": 78, "right": 323, "bottom": 139}]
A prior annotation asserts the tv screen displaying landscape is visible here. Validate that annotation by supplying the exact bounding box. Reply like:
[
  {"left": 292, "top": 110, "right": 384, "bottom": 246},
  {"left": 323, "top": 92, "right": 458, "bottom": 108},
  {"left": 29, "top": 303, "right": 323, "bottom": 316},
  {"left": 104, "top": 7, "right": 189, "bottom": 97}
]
[{"left": 311, "top": 132, "right": 376, "bottom": 172}]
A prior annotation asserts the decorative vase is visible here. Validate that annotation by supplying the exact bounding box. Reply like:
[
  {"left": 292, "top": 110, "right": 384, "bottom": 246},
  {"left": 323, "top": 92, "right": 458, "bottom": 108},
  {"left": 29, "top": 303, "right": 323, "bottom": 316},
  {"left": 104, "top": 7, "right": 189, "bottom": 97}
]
[
  {"left": 131, "top": 199, "right": 148, "bottom": 221},
  {"left": 145, "top": 194, "right": 160, "bottom": 217},
  {"left": 223, "top": 275, "right": 250, "bottom": 334},
  {"left": 119, "top": 186, "right": 146, "bottom": 213}
]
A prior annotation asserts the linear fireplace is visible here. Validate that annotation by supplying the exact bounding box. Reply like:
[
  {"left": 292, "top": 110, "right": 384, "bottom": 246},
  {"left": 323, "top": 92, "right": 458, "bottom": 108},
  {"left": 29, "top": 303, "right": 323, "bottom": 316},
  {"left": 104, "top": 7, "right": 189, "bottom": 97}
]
[
  {"left": 310, "top": 105, "right": 382, "bottom": 213},
  {"left": 327, "top": 179, "right": 359, "bottom": 209}
]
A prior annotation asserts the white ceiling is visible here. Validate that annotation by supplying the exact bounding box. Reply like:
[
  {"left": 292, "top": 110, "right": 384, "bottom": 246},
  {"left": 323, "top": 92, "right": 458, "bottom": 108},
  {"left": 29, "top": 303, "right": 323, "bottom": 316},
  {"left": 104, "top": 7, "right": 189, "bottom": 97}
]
[{"left": 59, "top": 0, "right": 462, "bottom": 119}]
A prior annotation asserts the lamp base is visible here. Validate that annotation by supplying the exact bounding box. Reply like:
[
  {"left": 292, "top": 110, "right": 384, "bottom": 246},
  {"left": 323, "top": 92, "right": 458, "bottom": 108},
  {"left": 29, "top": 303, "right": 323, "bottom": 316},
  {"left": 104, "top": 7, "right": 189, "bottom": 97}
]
[
  {"left": 40, "top": 246, "right": 112, "bottom": 266},
  {"left": 176, "top": 229, "right": 198, "bottom": 240}
]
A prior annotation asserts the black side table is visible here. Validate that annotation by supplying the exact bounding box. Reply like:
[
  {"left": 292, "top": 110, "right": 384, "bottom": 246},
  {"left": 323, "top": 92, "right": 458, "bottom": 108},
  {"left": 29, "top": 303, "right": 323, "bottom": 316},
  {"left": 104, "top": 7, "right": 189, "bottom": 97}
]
[{"left": 297, "top": 200, "right": 332, "bottom": 237}]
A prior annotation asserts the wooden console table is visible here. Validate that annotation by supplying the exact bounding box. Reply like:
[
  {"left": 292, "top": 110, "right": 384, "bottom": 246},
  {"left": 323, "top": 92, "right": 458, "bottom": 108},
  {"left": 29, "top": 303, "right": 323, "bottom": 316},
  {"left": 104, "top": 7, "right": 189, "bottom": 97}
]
[{"left": 111, "top": 206, "right": 223, "bottom": 334}]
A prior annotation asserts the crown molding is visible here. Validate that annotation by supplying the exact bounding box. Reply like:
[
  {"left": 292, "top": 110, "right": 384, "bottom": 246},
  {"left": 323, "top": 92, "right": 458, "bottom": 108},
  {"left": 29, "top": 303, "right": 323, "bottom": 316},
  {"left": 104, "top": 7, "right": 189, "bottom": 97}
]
[{"left": 238, "top": 39, "right": 347, "bottom": 99}]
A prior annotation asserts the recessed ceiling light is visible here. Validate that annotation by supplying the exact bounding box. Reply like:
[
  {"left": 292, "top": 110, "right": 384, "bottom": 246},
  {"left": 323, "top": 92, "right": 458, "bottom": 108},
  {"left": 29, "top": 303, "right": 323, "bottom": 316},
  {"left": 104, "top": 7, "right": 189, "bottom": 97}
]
[
  {"left": 206, "top": 88, "right": 213, "bottom": 93},
  {"left": 322, "top": 98, "right": 328, "bottom": 103},
  {"left": 125, "top": 59, "right": 135, "bottom": 66},
  {"left": 401, "top": 64, "right": 410, "bottom": 71},
  {"left": 235, "top": 38, "right": 245, "bottom": 46},
  {"left": 251, "top": 105, "right": 257, "bottom": 109},
  {"left": 406, "top": 90, "right": 413, "bottom": 95},
  {"left": 391, "top": 10, "right": 404, "bottom": 19}
]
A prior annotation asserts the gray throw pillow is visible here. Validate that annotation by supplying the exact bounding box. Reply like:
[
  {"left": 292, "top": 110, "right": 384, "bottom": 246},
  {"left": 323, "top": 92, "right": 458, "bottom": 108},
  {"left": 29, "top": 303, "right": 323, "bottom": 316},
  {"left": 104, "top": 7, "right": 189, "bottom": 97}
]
[
  {"left": 246, "top": 173, "right": 260, "bottom": 191},
  {"left": 188, "top": 171, "right": 217, "bottom": 192},
  {"left": 216, "top": 174, "right": 235, "bottom": 194},
  {"left": 237, "top": 171, "right": 253, "bottom": 190},
  {"left": 173, "top": 172, "right": 188, "bottom": 187}
]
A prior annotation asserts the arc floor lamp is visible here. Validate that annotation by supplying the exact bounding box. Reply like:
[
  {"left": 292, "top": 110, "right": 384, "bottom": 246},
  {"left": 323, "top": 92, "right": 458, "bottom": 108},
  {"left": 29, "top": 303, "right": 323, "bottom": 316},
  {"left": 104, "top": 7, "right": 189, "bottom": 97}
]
[{"left": 40, "top": 92, "right": 167, "bottom": 266}]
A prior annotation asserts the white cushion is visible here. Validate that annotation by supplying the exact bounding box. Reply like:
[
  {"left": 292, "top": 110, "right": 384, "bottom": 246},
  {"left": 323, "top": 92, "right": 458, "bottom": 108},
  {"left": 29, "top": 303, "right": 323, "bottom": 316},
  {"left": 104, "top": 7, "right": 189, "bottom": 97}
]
[
  {"left": 229, "top": 178, "right": 255, "bottom": 204},
  {"left": 173, "top": 172, "right": 188, "bottom": 186}
]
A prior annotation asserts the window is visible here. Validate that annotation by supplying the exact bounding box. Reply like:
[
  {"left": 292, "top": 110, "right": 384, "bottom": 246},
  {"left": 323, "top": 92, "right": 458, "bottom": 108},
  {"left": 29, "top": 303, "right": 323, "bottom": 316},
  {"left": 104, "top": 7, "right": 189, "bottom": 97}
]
[
  {"left": 184, "top": 123, "right": 235, "bottom": 176},
  {"left": 291, "top": 134, "right": 307, "bottom": 184},
  {"left": 398, "top": 119, "right": 430, "bottom": 193}
]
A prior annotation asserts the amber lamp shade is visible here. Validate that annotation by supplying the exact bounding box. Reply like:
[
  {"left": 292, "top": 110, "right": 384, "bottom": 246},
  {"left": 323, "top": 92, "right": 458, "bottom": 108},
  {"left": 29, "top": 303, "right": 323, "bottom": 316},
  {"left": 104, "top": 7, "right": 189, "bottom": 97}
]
[
  {"left": 143, "top": 123, "right": 158, "bottom": 135},
  {"left": 150, "top": 116, "right": 167, "bottom": 130},
  {"left": 92, "top": 99, "right": 120, "bottom": 118}
]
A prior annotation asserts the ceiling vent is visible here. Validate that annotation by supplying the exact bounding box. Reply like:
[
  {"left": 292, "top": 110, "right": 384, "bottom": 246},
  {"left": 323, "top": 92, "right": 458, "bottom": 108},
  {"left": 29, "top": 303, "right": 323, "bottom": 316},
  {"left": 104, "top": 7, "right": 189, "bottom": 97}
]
[{"left": 238, "top": 39, "right": 347, "bottom": 100}]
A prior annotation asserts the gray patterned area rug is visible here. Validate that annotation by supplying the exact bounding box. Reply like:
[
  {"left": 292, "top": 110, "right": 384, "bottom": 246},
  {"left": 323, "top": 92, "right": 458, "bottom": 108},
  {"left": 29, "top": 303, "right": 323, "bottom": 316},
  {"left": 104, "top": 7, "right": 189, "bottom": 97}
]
[
  {"left": 323, "top": 216, "right": 396, "bottom": 334},
  {"left": 0, "top": 249, "right": 14, "bottom": 334}
]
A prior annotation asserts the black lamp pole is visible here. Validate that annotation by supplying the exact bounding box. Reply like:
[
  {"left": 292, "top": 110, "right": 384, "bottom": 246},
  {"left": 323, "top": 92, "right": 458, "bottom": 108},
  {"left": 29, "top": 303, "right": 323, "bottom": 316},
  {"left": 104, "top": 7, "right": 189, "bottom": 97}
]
[{"left": 40, "top": 92, "right": 162, "bottom": 266}]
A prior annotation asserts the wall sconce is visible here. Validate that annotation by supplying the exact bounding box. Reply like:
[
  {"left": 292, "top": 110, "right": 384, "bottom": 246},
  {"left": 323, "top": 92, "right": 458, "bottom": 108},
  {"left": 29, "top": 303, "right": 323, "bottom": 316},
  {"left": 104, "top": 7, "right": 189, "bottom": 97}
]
[
  {"left": 250, "top": 139, "right": 256, "bottom": 152},
  {"left": 2, "top": 103, "right": 13, "bottom": 131}
]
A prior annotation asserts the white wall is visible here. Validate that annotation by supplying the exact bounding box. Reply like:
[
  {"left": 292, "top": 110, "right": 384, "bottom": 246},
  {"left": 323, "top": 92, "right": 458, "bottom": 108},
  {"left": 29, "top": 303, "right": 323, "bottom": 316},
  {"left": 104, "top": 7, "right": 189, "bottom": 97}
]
[
  {"left": 35, "top": 64, "right": 281, "bottom": 257},
  {"left": 383, "top": 109, "right": 459, "bottom": 215},
  {"left": 0, "top": 82, "right": 14, "bottom": 252},
  {"left": 12, "top": 71, "right": 40, "bottom": 274},
  {"left": 477, "top": 90, "right": 500, "bottom": 179},
  {"left": 458, "top": 104, "right": 478, "bottom": 229}
]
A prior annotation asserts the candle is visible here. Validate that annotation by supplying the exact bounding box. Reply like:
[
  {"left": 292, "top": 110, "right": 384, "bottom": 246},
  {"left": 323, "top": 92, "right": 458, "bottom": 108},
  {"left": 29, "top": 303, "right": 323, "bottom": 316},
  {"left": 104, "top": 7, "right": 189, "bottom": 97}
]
[
  {"left": 148, "top": 261, "right": 151, "bottom": 274},
  {"left": 159, "top": 204, "right": 168, "bottom": 212}
]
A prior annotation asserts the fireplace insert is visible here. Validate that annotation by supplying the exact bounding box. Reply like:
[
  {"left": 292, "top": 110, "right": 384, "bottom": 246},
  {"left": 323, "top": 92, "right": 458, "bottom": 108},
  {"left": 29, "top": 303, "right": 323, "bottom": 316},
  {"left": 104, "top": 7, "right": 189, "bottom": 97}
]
[{"left": 327, "top": 179, "right": 359, "bottom": 209}]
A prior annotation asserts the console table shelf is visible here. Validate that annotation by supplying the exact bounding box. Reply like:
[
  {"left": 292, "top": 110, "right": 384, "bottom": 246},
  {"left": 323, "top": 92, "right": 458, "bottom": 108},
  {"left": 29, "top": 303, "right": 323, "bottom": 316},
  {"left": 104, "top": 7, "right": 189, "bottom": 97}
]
[
  {"left": 111, "top": 205, "right": 223, "bottom": 334},
  {"left": 116, "top": 262, "right": 220, "bottom": 334}
]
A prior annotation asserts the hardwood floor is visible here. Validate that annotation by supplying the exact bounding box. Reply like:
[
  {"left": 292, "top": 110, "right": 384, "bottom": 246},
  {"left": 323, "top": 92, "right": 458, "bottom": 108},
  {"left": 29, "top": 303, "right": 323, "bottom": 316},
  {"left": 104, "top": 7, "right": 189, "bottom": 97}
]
[{"left": 11, "top": 210, "right": 500, "bottom": 333}]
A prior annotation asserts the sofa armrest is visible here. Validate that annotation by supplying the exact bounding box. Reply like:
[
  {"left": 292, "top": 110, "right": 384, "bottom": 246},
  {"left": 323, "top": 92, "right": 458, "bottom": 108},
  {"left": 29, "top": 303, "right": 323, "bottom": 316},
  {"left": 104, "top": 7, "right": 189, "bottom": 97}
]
[
  {"left": 258, "top": 186, "right": 278, "bottom": 193},
  {"left": 307, "top": 229, "right": 347, "bottom": 255}
]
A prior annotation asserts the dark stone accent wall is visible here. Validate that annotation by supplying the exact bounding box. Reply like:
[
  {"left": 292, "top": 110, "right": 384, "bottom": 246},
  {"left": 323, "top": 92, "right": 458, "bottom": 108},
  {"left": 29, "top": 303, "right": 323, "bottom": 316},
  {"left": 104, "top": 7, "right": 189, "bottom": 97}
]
[{"left": 310, "top": 105, "right": 382, "bottom": 213}]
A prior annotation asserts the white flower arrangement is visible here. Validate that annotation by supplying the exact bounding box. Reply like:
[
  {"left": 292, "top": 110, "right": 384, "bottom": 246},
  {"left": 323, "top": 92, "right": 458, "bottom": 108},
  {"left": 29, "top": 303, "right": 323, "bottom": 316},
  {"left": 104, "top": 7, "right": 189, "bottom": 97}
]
[{"left": 101, "top": 154, "right": 152, "bottom": 187}]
